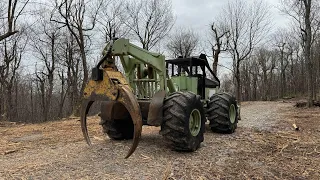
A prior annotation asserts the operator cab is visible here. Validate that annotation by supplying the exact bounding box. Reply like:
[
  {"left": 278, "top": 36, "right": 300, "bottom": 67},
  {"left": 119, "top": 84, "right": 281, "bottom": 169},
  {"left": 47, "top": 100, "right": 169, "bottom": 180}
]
[{"left": 166, "top": 54, "right": 220, "bottom": 99}]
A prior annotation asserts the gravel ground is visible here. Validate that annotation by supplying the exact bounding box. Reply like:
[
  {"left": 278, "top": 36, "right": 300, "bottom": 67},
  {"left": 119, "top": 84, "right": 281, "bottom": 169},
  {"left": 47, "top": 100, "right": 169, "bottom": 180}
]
[
  {"left": 0, "top": 101, "right": 319, "bottom": 179},
  {"left": 239, "top": 101, "right": 291, "bottom": 131}
]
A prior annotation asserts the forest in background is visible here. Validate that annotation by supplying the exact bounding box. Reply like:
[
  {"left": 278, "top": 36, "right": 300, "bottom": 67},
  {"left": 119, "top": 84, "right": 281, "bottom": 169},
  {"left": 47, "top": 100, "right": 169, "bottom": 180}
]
[{"left": 0, "top": 0, "right": 319, "bottom": 123}]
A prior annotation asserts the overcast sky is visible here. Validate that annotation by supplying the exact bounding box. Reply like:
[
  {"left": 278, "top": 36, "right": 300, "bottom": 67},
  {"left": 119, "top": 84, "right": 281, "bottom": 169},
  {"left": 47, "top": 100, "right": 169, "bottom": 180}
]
[
  {"left": 169, "top": 0, "right": 290, "bottom": 76},
  {"left": 172, "top": 0, "right": 288, "bottom": 31}
]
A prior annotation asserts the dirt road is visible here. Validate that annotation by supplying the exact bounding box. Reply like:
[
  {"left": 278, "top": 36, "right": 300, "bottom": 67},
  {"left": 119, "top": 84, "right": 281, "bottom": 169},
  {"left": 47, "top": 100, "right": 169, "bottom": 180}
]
[{"left": 0, "top": 101, "right": 319, "bottom": 179}]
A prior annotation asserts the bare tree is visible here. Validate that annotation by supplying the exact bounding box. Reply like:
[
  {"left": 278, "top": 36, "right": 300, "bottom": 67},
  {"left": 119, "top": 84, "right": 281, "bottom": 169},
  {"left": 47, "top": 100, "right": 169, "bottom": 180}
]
[
  {"left": 312, "top": 34, "right": 320, "bottom": 100},
  {"left": 219, "top": 0, "right": 271, "bottom": 101},
  {"left": 285, "top": 38, "right": 300, "bottom": 96},
  {"left": 97, "top": 0, "right": 129, "bottom": 42},
  {"left": 220, "top": 73, "right": 234, "bottom": 93},
  {"left": 125, "top": 0, "right": 174, "bottom": 50},
  {"left": 30, "top": 13, "right": 60, "bottom": 121},
  {"left": 59, "top": 32, "right": 82, "bottom": 114},
  {"left": 50, "top": 0, "right": 102, "bottom": 114},
  {"left": 275, "top": 40, "right": 288, "bottom": 98},
  {"left": 281, "top": 0, "right": 320, "bottom": 107},
  {"left": 0, "top": 0, "right": 29, "bottom": 41},
  {"left": 210, "top": 22, "right": 230, "bottom": 75},
  {"left": 256, "top": 48, "right": 273, "bottom": 100},
  {"left": 240, "top": 60, "right": 251, "bottom": 100},
  {"left": 57, "top": 67, "right": 68, "bottom": 118},
  {"left": 166, "top": 28, "right": 199, "bottom": 58},
  {"left": 0, "top": 31, "right": 27, "bottom": 121},
  {"left": 34, "top": 68, "right": 46, "bottom": 122}
]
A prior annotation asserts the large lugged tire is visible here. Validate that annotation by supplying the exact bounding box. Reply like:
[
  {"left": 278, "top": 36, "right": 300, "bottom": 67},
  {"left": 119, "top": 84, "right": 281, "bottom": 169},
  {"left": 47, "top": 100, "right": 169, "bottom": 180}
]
[
  {"left": 160, "top": 91, "right": 205, "bottom": 151},
  {"left": 99, "top": 118, "right": 134, "bottom": 140},
  {"left": 207, "top": 93, "right": 238, "bottom": 133}
]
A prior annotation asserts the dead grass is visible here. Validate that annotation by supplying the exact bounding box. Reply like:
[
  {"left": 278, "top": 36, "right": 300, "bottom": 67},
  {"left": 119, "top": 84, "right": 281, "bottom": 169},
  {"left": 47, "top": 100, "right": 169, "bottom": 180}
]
[{"left": 0, "top": 101, "right": 319, "bottom": 179}]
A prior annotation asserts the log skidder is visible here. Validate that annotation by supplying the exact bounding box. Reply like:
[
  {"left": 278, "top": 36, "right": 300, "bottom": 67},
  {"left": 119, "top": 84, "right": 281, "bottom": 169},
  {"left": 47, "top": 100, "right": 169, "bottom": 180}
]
[{"left": 79, "top": 38, "right": 239, "bottom": 158}]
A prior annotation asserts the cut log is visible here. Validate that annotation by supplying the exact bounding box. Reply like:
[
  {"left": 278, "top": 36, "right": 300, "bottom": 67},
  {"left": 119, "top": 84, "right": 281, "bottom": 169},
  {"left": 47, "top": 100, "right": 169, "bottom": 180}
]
[
  {"left": 295, "top": 101, "right": 307, "bottom": 108},
  {"left": 294, "top": 100, "right": 320, "bottom": 107},
  {"left": 292, "top": 123, "right": 299, "bottom": 131}
]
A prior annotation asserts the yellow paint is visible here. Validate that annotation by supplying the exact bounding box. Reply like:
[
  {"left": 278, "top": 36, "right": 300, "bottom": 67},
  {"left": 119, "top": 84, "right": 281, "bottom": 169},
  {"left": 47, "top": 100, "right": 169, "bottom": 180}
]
[{"left": 83, "top": 69, "right": 130, "bottom": 101}]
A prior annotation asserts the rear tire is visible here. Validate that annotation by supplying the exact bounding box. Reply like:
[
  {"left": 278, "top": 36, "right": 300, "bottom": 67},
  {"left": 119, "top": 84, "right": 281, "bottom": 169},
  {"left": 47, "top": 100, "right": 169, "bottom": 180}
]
[
  {"left": 160, "top": 91, "right": 205, "bottom": 151},
  {"left": 207, "top": 93, "right": 238, "bottom": 133},
  {"left": 100, "top": 118, "right": 134, "bottom": 140}
]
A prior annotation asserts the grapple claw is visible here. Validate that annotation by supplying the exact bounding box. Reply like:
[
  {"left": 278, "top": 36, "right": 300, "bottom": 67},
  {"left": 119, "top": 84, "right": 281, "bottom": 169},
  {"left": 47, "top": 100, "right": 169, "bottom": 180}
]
[
  {"left": 117, "top": 85, "right": 143, "bottom": 159},
  {"left": 80, "top": 83, "right": 142, "bottom": 158},
  {"left": 80, "top": 100, "right": 94, "bottom": 146}
]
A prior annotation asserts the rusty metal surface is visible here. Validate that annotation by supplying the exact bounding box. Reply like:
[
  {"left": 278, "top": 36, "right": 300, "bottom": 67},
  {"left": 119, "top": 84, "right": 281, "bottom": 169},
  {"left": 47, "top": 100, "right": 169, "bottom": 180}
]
[
  {"left": 147, "top": 90, "right": 166, "bottom": 126},
  {"left": 80, "top": 69, "right": 143, "bottom": 158},
  {"left": 116, "top": 85, "right": 142, "bottom": 158},
  {"left": 99, "top": 101, "right": 115, "bottom": 125},
  {"left": 138, "top": 100, "right": 150, "bottom": 120},
  {"left": 100, "top": 101, "right": 131, "bottom": 122},
  {"left": 80, "top": 100, "right": 94, "bottom": 146}
]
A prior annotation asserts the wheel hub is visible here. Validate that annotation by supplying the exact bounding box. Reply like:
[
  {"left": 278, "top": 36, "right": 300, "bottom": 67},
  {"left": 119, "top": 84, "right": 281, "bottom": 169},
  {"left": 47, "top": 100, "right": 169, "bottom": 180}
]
[
  {"left": 229, "top": 104, "right": 236, "bottom": 124},
  {"left": 189, "top": 109, "right": 201, "bottom": 136}
]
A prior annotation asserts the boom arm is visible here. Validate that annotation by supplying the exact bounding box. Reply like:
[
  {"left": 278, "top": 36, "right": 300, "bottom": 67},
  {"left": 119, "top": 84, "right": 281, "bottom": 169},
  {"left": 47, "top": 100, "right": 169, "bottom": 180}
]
[{"left": 105, "top": 38, "right": 168, "bottom": 92}]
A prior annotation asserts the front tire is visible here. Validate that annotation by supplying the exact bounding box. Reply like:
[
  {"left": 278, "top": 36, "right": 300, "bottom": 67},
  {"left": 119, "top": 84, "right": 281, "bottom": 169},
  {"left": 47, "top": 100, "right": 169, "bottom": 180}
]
[
  {"left": 100, "top": 118, "right": 134, "bottom": 140},
  {"left": 207, "top": 93, "right": 238, "bottom": 133},
  {"left": 160, "top": 91, "right": 205, "bottom": 151}
]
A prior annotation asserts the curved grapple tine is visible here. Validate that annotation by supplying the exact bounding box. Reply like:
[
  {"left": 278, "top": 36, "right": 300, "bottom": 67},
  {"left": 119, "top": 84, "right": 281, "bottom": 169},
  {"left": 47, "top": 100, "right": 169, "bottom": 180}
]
[
  {"left": 118, "top": 85, "right": 143, "bottom": 159},
  {"left": 80, "top": 100, "right": 94, "bottom": 146}
]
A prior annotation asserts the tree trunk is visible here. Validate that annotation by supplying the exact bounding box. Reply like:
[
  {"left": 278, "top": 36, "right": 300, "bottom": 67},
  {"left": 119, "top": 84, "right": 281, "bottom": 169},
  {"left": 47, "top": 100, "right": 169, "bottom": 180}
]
[
  {"left": 58, "top": 77, "right": 67, "bottom": 118},
  {"left": 45, "top": 34, "right": 56, "bottom": 121},
  {"left": 212, "top": 49, "right": 220, "bottom": 75},
  {"left": 252, "top": 75, "right": 257, "bottom": 100},
  {"left": 304, "top": 0, "right": 313, "bottom": 107},
  {"left": 76, "top": 28, "right": 88, "bottom": 116},
  {"left": 14, "top": 78, "right": 18, "bottom": 117},
  {"left": 318, "top": 52, "right": 320, "bottom": 100},
  {"left": 4, "top": 84, "right": 13, "bottom": 121},
  {"left": 281, "top": 69, "right": 286, "bottom": 97},
  {"left": 262, "top": 70, "right": 268, "bottom": 101},
  {"left": 30, "top": 83, "right": 34, "bottom": 123},
  {"left": 46, "top": 74, "right": 54, "bottom": 121},
  {"left": 0, "top": 84, "right": 3, "bottom": 121},
  {"left": 269, "top": 70, "right": 274, "bottom": 100},
  {"left": 280, "top": 48, "right": 285, "bottom": 98},
  {"left": 235, "top": 67, "right": 241, "bottom": 102}
]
